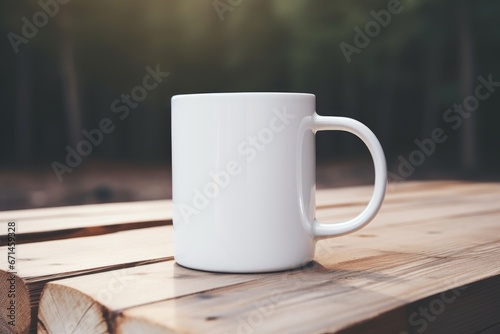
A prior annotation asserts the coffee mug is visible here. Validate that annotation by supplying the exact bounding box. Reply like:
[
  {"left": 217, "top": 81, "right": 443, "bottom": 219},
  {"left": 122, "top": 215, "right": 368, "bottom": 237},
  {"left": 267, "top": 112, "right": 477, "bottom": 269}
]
[{"left": 172, "top": 93, "right": 386, "bottom": 273}]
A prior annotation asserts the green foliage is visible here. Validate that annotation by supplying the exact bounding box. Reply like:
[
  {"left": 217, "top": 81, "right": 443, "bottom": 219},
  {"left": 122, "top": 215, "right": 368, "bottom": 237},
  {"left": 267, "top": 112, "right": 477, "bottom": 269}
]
[{"left": 1, "top": 0, "right": 499, "bottom": 168}]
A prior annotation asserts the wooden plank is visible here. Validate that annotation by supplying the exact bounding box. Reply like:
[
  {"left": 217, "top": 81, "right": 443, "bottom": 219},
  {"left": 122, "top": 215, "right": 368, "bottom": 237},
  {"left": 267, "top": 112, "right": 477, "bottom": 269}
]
[
  {"left": 0, "top": 200, "right": 170, "bottom": 221},
  {"left": 37, "top": 262, "right": 264, "bottom": 334},
  {"left": 316, "top": 180, "right": 499, "bottom": 208},
  {"left": 317, "top": 189, "right": 500, "bottom": 229},
  {"left": 0, "top": 226, "right": 173, "bottom": 334},
  {"left": 36, "top": 182, "right": 500, "bottom": 333},
  {"left": 3, "top": 179, "right": 448, "bottom": 332},
  {"left": 338, "top": 276, "right": 500, "bottom": 334},
  {"left": 0, "top": 180, "right": 494, "bottom": 245},
  {"left": 117, "top": 235, "right": 500, "bottom": 333},
  {"left": 0, "top": 180, "right": 496, "bottom": 333},
  {"left": 39, "top": 240, "right": 500, "bottom": 334},
  {"left": 0, "top": 201, "right": 172, "bottom": 244}
]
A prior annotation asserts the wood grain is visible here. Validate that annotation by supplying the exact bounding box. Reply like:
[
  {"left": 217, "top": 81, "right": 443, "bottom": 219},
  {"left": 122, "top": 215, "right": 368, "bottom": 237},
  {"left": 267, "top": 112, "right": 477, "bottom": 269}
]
[
  {"left": 0, "top": 200, "right": 172, "bottom": 244},
  {"left": 0, "top": 226, "right": 173, "bottom": 334},
  {"left": 0, "top": 181, "right": 490, "bottom": 244},
  {"left": 35, "top": 181, "right": 500, "bottom": 333}
]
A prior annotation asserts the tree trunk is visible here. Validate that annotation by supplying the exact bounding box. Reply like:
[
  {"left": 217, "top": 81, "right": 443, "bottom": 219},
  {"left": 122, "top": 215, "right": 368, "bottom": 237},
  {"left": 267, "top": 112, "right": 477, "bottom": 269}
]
[
  {"left": 457, "top": 0, "right": 476, "bottom": 172},
  {"left": 421, "top": 32, "right": 445, "bottom": 141},
  {"left": 376, "top": 50, "right": 400, "bottom": 153},
  {"left": 59, "top": 9, "right": 82, "bottom": 150},
  {"left": 15, "top": 50, "right": 31, "bottom": 163}
]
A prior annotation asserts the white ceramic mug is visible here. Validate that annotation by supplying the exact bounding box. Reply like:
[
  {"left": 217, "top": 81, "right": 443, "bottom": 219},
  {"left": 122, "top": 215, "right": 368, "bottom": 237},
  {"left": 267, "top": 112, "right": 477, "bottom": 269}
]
[{"left": 172, "top": 93, "right": 386, "bottom": 273}]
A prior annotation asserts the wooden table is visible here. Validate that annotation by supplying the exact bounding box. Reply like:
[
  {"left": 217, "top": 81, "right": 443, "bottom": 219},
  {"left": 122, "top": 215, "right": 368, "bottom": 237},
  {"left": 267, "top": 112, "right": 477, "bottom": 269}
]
[{"left": 1, "top": 181, "right": 499, "bottom": 334}]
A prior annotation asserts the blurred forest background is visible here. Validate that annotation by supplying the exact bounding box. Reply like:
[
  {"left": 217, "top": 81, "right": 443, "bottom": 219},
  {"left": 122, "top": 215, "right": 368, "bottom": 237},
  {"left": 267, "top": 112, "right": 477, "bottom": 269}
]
[{"left": 0, "top": 0, "right": 499, "bottom": 210}]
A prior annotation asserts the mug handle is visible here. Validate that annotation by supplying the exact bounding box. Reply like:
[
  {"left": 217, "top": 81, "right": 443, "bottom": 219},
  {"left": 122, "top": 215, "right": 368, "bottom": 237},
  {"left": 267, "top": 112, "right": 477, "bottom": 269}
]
[{"left": 298, "top": 113, "right": 387, "bottom": 237}]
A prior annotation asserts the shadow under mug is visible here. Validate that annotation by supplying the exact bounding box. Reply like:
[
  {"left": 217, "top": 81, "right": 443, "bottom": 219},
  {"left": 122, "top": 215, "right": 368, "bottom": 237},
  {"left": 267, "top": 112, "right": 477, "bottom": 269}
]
[{"left": 172, "top": 92, "right": 386, "bottom": 273}]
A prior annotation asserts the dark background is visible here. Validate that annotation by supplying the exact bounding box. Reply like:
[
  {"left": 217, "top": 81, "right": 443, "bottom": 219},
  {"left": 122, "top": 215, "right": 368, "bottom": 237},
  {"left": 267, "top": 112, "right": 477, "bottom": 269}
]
[{"left": 1, "top": 0, "right": 499, "bottom": 210}]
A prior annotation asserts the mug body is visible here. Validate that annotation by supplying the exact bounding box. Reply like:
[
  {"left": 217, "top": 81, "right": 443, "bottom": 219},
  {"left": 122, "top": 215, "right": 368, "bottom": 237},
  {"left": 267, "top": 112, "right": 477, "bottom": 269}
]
[{"left": 172, "top": 93, "right": 316, "bottom": 272}]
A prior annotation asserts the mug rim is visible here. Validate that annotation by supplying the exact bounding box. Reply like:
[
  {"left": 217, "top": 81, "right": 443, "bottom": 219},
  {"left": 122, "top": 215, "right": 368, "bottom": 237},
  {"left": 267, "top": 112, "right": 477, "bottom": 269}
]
[{"left": 172, "top": 92, "right": 315, "bottom": 102}]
